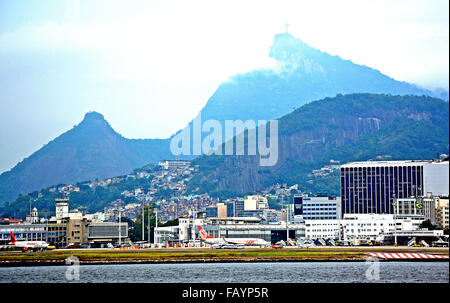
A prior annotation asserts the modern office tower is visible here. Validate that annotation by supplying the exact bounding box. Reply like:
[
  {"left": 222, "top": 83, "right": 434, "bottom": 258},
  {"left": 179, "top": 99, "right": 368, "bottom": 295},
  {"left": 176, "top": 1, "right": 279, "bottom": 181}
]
[{"left": 340, "top": 160, "right": 449, "bottom": 215}]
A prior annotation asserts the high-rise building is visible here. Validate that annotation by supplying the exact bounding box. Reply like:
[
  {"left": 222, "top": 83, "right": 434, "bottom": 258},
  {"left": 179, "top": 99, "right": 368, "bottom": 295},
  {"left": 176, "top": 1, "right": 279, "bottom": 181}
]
[{"left": 340, "top": 160, "right": 449, "bottom": 215}]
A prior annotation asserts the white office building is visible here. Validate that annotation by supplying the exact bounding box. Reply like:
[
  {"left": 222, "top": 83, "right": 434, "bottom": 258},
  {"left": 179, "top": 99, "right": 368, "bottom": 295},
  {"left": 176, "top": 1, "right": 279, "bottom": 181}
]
[
  {"left": 292, "top": 196, "right": 341, "bottom": 222},
  {"left": 304, "top": 213, "right": 424, "bottom": 241}
]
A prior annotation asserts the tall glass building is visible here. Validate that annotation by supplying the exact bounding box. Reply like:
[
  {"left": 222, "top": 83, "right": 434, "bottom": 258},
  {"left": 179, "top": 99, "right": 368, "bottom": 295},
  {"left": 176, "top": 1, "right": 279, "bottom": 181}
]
[{"left": 340, "top": 160, "right": 449, "bottom": 215}]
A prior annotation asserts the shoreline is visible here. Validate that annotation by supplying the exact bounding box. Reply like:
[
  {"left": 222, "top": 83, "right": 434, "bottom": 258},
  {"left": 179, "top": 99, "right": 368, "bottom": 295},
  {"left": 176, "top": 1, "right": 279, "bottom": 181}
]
[
  {"left": 1, "top": 258, "right": 449, "bottom": 268},
  {"left": 0, "top": 247, "right": 448, "bottom": 267}
]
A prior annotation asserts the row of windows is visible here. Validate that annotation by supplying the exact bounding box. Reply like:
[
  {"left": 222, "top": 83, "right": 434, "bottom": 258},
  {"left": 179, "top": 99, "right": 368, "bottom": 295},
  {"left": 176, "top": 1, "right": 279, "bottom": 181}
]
[
  {"left": 346, "top": 223, "right": 393, "bottom": 226},
  {"left": 0, "top": 233, "right": 47, "bottom": 239},
  {"left": 341, "top": 165, "right": 423, "bottom": 215},
  {"left": 304, "top": 203, "right": 338, "bottom": 206},
  {"left": 307, "top": 229, "right": 338, "bottom": 232},
  {"left": 345, "top": 229, "right": 386, "bottom": 233},
  {"left": 306, "top": 223, "right": 339, "bottom": 226},
  {"left": 304, "top": 217, "right": 338, "bottom": 220}
]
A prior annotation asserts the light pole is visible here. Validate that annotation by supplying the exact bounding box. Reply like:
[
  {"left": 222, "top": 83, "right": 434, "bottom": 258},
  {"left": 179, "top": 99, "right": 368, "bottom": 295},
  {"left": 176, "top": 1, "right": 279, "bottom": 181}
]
[
  {"left": 286, "top": 194, "right": 290, "bottom": 242},
  {"left": 280, "top": 190, "right": 287, "bottom": 242},
  {"left": 148, "top": 205, "right": 151, "bottom": 244},
  {"left": 392, "top": 194, "right": 397, "bottom": 246},
  {"left": 118, "top": 208, "right": 122, "bottom": 247},
  {"left": 28, "top": 193, "right": 32, "bottom": 222},
  {"left": 154, "top": 209, "right": 158, "bottom": 246},
  {"left": 142, "top": 203, "right": 145, "bottom": 241}
]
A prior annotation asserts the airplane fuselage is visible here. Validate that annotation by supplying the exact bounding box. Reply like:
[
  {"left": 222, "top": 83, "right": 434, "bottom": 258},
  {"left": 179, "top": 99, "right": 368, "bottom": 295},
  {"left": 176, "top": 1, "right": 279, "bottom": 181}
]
[
  {"left": 8, "top": 231, "right": 49, "bottom": 251},
  {"left": 203, "top": 237, "right": 269, "bottom": 246},
  {"left": 13, "top": 241, "right": 48, "bottom": 248},
  {"left": 198, "top": 225, "right": 269, "bottom": 247}
]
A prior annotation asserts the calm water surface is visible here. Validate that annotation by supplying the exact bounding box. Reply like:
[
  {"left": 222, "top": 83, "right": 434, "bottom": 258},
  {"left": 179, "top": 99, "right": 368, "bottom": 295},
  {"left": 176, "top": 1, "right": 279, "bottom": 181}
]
[{"left": 0, "top": 262, "right": 448, "bottom": 283}]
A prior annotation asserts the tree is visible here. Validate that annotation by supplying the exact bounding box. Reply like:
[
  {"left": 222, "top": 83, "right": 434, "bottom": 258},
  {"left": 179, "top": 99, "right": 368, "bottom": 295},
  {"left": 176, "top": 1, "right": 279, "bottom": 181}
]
[
  {"left": 160, "top": 218, "right": 179, "bottom": 227},
  {"left": 419, "top": 219, "right": 439, "bottom": 230},
  {"left": 120, "top": 216, "right": 138, "bottom": 242},
  {"left": 133, "top": 205, "right": 156, "bottom": 243}
]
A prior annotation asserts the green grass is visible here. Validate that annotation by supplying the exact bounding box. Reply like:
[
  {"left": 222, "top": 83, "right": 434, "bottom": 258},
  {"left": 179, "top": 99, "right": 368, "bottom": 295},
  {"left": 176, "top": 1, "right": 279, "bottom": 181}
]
[
  {"left": 1, "top": 247, "right": 447, "bottom": 264},
  {"left": 0, "top": 249, "right": 364, "bottom": 262}
]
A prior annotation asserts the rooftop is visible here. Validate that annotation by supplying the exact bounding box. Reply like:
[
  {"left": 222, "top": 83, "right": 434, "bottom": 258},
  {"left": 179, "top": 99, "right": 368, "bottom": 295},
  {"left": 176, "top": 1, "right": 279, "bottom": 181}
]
[{"left": 340, "top": 160, "right": 445, "bottom": 168}]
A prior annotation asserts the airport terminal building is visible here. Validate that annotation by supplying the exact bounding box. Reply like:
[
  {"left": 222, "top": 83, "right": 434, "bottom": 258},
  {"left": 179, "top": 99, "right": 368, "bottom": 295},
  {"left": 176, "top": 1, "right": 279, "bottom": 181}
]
[
  {"left": 155, "top": 216, "right": 305, "bottom": 246},
  {"left": 0, "top": 199, "right": 128, "bottom": 247}
]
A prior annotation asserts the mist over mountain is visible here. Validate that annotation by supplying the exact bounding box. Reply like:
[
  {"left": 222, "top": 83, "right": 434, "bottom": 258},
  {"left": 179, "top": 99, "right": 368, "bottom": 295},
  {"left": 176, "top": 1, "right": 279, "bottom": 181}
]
[{"left": 194, "top": 32, "right": 446, "bottom": 130}]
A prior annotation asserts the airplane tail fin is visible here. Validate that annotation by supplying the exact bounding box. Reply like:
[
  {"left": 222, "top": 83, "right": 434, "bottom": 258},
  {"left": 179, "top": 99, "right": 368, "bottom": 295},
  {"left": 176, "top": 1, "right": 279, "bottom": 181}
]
[
  {"left": 9, "top": 231, "right": 16, "bottom": 245},
  {"left": 197, "top": 225, "right": 213, "bottom": 239}
]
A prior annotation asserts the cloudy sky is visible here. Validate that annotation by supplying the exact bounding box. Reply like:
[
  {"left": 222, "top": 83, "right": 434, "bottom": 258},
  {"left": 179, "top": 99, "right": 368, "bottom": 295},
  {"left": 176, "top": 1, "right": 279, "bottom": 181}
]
[{"left": 0, "top": 0, "right": 448, "bottom": 173}]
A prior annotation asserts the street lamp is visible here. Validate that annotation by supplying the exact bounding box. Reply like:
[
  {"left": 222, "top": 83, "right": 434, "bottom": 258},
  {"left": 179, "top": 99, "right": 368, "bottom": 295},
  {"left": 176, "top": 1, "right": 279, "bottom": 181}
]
[
  {"left": 391, "top": 194, "right": 397, "bottom": 246},
  {"left": 142, "top": 203, "right": 145, "bottom": 241},
  {"left": 148, "top": 205, "right": 151, "bottom": 244},
  {"left": 118, "top": 207, "right": 123, "bottom": 247},
  {"left": 154, "top": 209, "right": 158, "bottom": 246}
]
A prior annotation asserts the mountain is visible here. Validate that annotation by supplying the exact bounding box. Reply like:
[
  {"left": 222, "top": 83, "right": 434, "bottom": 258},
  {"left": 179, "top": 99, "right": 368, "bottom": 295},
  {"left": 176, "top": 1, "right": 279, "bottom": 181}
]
[
  {"left": 187, "top": 94, "right": 449, "bottom": 198},
  {"left": 1, "top": 32, "right": 448, "bottom": 202},
  {"left": 0, "top": 112, "right": 173, "bottom": 202},
  {"left": 189, "top": 32, "right": 447, "bottom": 132}
]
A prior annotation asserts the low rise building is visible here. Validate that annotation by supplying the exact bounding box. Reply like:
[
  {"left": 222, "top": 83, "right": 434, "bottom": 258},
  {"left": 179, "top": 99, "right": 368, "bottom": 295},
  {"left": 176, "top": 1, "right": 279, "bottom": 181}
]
[
  {"left": 304, "top": 213, "right": 425, "bottom": 242},
  {"left": 25, "top": 207, "right": 40, "bottom": 224},
  {"left": 0, "top": 223, "right": 47, "bottom": 244},
  {"left": 397, "top": 195, "right": 449, "bottom": 229},
  {"left": 435, "top": 197, "right": 449, "bottom": 229},
  {"left": 158, "top": 160, "right": 191, "bottom": 170},
  {"left": 1, "top": 199, "right": 130, "bottom": 248},
  {"left": 292, "top": 196, "right": 341, "bottom": 222},
  {"left": 87, "top": 222, "right": 128, "bottom": 244}
]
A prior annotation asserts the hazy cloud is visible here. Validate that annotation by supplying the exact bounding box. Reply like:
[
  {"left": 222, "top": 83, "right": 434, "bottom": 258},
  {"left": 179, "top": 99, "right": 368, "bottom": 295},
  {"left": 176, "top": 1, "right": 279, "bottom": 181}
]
[{"left": 0, "top": 0, "right": 448, "bottom": 172}]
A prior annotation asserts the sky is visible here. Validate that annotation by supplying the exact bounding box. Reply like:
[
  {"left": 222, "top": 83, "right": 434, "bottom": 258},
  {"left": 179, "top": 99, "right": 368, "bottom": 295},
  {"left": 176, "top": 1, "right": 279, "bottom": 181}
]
[{"left": 0, "top": 0, "right": 448, "bottom": 173}]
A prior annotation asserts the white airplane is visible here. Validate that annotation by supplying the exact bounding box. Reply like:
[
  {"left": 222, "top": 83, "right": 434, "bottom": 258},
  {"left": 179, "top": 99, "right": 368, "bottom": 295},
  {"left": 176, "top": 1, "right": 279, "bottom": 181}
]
[
  {"left": 8, "top": 231, "right": 49, "bottom": 252},
  {"left": 197, "top": 225, "right": 270, "bottom": 247}
]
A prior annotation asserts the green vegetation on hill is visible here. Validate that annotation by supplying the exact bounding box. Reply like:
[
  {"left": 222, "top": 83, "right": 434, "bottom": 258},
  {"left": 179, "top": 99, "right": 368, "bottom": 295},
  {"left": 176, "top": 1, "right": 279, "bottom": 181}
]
[
  {"left": 1, "top": 32, "right": 447, "bottom": 205},
  {"left": 0, "top": 173, "right": 158, "bottom": 218},
  {"left": 0, "top": 112, "right": 174, "bottom": 203},
  {"left": 187, "top": 93, "right": 449, "bottom": 197}
]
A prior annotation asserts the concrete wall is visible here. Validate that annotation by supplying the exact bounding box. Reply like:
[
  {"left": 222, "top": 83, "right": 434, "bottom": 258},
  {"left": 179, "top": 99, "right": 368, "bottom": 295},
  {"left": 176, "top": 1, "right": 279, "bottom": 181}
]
[{"left": 423, "top": 161, "right": 449, "bottom": 197}]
